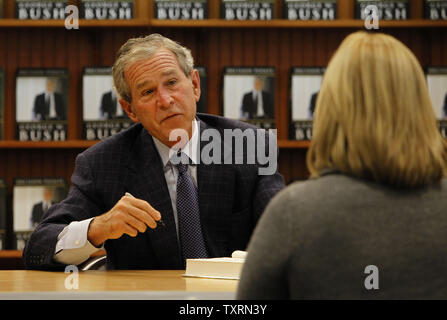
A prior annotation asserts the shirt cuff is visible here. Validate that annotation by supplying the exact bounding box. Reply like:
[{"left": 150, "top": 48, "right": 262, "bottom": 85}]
[{"left": 54, "top": 218, "right": 103, "bottom": 266}]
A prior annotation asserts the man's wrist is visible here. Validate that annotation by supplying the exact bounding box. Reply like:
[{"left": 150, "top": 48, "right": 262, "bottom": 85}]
[{"left": 87, "top": 217, "right": 107, "bottom": 247}]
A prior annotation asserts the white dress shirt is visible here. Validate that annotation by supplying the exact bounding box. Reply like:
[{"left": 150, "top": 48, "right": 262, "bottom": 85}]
[{"left": 53, "top": 120, "right": 199, "bottom": 265}]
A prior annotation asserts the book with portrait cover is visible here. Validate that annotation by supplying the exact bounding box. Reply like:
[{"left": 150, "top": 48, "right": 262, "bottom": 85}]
[
  {"left": 223, "top": 67, "right": 275, "bottom": 129},
  {"left": 83, "top": 67, "right": 133, "bottom": 140},
  {"left": 427, "top": 67, "right": 447, "bottom": 137},
  {"left": 290, "top": 67, "right": 325, "bottom": 140},
  {"left": 80, "top": 0, "right": 134, "bottom": 19},
  {"left": 15, "top": 0, "right": 67, "bottom": 19},
  {"left": 424, "top": 0, "right": 447, "bottom": 19},
  {"left": 13, "top": 177, "right": 67, "bottom": 250},
  {"left": 354, "top": 0, "right": 409, "bottom": 20},
  {"left": 196, "top": 66, "right": 208, "bottom": 114},
  {"left": 0, "top": 67, "right": 4, "bottom": 140},
  {"left": 0, "top": 178, "right": 6, "bottom": 250},
  {"left": 154, "top": 0, "right": 207, "bottom": 19},
  {"left": 284, "top": 0, "right": 337, "bottom": 20},
  {"left": 16, "top": 68, "right": 69, "bottom": 141},
  {"left": 221, "top": 0, "right": 274, "bottom": 20}
]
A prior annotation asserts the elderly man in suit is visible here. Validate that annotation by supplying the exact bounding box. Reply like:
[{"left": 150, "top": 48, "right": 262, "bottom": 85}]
[{"left": 23, "top": 34, "right": 284, "bottom": 270}]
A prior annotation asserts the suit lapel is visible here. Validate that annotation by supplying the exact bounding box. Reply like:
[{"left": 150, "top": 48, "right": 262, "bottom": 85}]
[{"left": 122, "top": 129, "right": 182, "bottom": 268}]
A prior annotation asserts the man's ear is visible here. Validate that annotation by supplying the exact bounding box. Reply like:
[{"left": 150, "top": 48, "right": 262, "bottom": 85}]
[
  {"left": 120, "top": 99, "right": 139, "bottom": 123},
  {"left": 190, "top": 69, "right": 201, "bottom": 102}
]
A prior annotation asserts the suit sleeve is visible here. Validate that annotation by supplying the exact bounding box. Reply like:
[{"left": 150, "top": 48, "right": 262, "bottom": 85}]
[{"left": 23, "top": 152, "right": 104, "bottom": 270}]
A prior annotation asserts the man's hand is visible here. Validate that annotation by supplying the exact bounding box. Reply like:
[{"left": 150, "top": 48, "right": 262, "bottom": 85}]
[{"left": 87, "top": 195, "right": 162, "bottom": 247}]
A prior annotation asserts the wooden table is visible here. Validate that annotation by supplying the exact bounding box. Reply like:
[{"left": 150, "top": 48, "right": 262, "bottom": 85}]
[{"left": 0, "top": 270, "right": 238, "bottom": 300}]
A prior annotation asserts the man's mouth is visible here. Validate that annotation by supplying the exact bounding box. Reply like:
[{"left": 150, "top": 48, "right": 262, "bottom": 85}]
[{"left": 162, "top": 113, "right": 181, "bottom": 122}]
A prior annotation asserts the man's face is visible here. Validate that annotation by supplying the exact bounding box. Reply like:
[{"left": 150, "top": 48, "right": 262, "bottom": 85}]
[{"left": 120, "top": 49, "right": 200, "bottom": 147}]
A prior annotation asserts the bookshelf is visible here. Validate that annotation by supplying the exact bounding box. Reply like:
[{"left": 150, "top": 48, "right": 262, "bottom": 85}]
[{"left": 0, "top": 0, "right": 446, "bottom": 266}]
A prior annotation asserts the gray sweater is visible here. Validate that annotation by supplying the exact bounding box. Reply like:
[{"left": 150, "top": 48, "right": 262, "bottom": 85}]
[{"left": 237, "top": 172, "right": 447, "bottom": 299}]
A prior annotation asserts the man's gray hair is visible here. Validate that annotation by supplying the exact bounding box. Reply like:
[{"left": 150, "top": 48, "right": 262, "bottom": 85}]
[{"left": 112, "top": 33, "right": 195, "bottom": 103}]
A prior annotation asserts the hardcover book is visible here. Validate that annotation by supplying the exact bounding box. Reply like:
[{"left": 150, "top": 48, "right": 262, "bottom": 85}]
[
  {"left": 223, "top": 67, "right": 275, "bottom": 129},
  {"left": 221, "top": 0, "right": 274, "bottom": 20},
  {"left": 196, "top": 66, "right": 208, "bottom": 114},
  {"left": 13, "top": 177, "right": 67, "bottom": 250},
  {"left": 427, "top": 67, "right": 447, "bottom": 137},
  {"left": 15, "top": 0, "right": 67, "bottom": 19},
  {"left": 424, "top": 0, "right": 447, "bottom": 19},
  {"left": 82, "top": 67, "right": 132, "bottom": 140},
  {"left": 284, "top": 0, "right": 337, "bottom": 20},
  {"left": 0, "top": 67, "right": 4, "bottom": 140},
  {"left": 290, "top": 67, "right": 325, "bottom": 140},
  {"left": 16, "top": 68, "right": 69, "bottom": 141},
  {"left": 154, "top": 0, "right": 207, "bottom": 20},
  {"left": 183, "top": 251, "right": 247, "bottom": 279},
  {"left": 354, "top": 0, "right": 409, "bottom": 20},
  {"left": 0, "top": 178, "right": 6, "bottom": 250},
  {"left": 80, "top": 0, "right": 134, "bottom": 19}
]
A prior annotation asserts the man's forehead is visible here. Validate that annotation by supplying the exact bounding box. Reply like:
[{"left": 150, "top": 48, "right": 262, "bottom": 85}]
[{"left": 125, "top": 49, "right": 182, "bottom": 82}]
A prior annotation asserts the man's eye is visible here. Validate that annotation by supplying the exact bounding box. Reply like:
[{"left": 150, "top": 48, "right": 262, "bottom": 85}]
[
  {"left": 168, "top": 79, "right": 177, "bottom": 86},
  {"left": 142, "top": 89, "right": 154, "bottom": 96}
]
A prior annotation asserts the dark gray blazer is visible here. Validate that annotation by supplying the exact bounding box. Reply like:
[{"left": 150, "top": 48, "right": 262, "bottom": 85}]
[{"left": 23, "top": 113, "right": 284, "bottom": 270}]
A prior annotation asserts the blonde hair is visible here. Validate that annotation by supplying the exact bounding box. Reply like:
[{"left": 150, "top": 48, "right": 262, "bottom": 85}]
[
  {"left": 307, "top": 31, "right": 447, "bottom": 188},
  {"left": 112, "top": 33, "right": 194, "bottom": 103}
]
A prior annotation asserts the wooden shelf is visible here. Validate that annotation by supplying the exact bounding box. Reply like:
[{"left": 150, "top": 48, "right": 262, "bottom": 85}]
[
  {"left": 0, "top": 18, "right": 150, "bottom": 27},
  {"left": 151, "top": 19, "right": 447, "bottom": 28},
  {"left": 0, "top": 140, "right": 98, "bottom": 149},
  {"left": 0, "top": 18, "right": 445, "bottom": 29},
  {"left": 0, "top": 139, "right": 311, "bottom": 149}
]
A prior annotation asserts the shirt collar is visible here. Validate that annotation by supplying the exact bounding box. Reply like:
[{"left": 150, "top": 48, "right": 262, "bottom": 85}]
[{"left": 152, "top": 119, "right": 199, "bottom": 168}]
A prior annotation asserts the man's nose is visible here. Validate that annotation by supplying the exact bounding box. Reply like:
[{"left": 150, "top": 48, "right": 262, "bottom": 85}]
[{"left": 157, "top": 87, "right": 174, "bottom": 108}]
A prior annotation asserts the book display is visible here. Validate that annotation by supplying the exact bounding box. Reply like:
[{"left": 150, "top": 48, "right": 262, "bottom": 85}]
[
  {"left": 289, "top": 67, "right": 325, "bottom": 140},
  {"left": 221, "top": 0, "right": 274, "bottom": 20},
  {"left": 223, "top": 67, "right": 275, "bottom": 129},
  {"left": 196, "top": 66, "right": 208, "bottom": 114},
  {"left": 12, "top": 177, "right": 67, "bottom": 250},
  {"left": 15, "top": 0, "right": 67, "bottom": 19},
  {"left": 80, "top": 0, "right": 134, "bottom": 19},
  {"left": 354, "top": 0, "right": 409, "bottom": 20},
  {"left": 82, "top": 67, "right": 132, "bottom": 140},
  {"left": 427, "top": 67, "right": 447, "bottom": 137},
  {"left": 424, "top": 0, "right": 447, "bottom": 19},
  {"left": 284, "top": 0, "right": 337, "bottom": 20},
  {"left": 154, "top": 0, "right": 207, "bottom": 19},
  {"left": 15, "top": 68, "right": 69, "bottom": 141}
]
